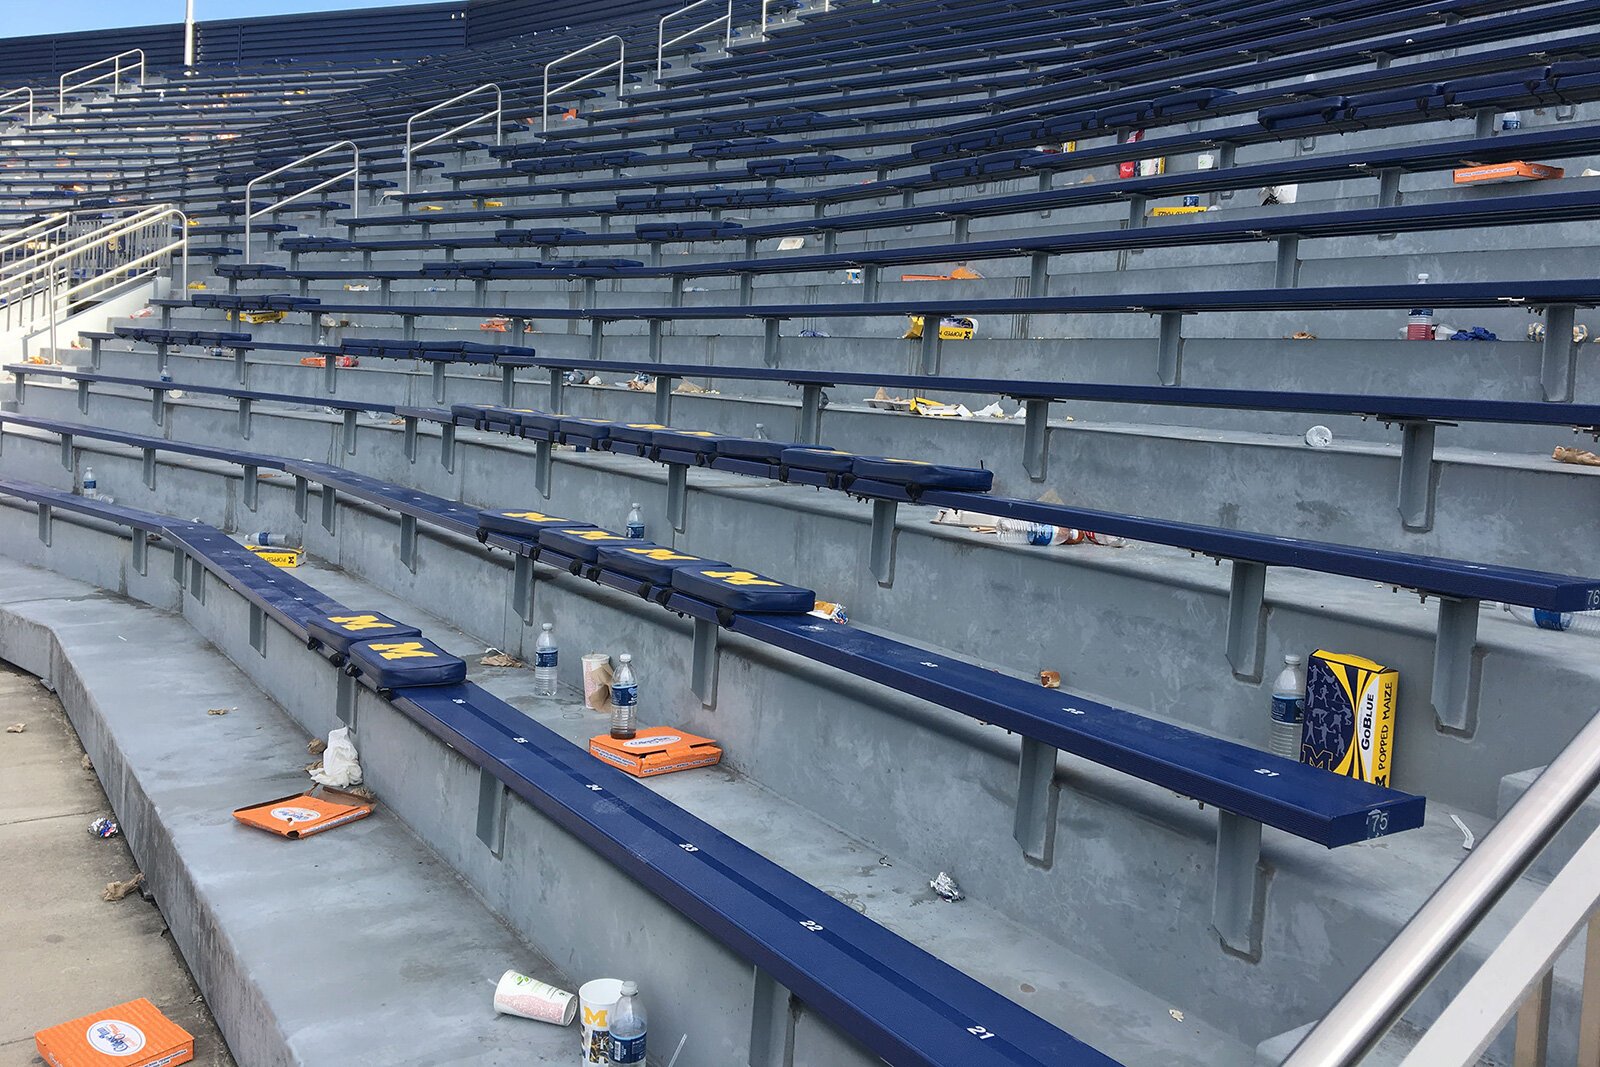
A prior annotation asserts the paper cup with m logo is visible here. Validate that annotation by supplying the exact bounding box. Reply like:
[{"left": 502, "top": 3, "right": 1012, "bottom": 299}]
[{"left": 578, "top": 978, "right": 624, "bottom": 1064}]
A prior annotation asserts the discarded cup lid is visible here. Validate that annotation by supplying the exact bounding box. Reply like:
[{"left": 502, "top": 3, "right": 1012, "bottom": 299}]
[{"left": 1304, "top": 425, "right": 1334, "bottom": 448}]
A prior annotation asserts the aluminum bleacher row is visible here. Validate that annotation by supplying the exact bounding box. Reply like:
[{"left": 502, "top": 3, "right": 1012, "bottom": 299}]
[{"left": 4, "top": 0, "right": 1600, "bottom": 1061}]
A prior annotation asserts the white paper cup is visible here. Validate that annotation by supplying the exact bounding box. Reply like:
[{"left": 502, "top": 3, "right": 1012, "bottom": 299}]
[
  {"left": 493, "top": 969, "right": 577, "bottom": 1026},
  {"left": 582, "top": 654, "right": 613, "bottom": 711},
  {"left": 578, "top": 978, "right": 623, "bottom": 1064}
]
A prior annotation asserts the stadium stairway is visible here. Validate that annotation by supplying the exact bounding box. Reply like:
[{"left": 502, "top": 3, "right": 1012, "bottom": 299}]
[{"left": 4, "top": 0, "right": 1600, "bottom": 1063}]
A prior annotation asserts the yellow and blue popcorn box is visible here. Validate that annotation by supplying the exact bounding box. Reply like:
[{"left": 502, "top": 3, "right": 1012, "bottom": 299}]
[{"left": 1301, "top": 650, "right": 1399, "bottom": 787}]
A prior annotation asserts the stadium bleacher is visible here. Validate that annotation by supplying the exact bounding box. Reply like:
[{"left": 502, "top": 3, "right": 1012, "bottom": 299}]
[{"left": 3, "top": 0, "right": 1600, "bottom": 1062}]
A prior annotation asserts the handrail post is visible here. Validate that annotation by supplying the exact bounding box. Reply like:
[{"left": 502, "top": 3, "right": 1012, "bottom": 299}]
[
  {"left": 542, "top": 35, "right": 626, "bottom": 134},
  {"left": 244, "top": 141, "right": 361, "bottom": 263},
  {"left": 58, "top": 49, "right": 146, "bottom": 110},
  {"left": 402, "top": 84, "right": 502, "bottom": 197},
  {"left": 0, "top": 87, "right": 35, "bottom": 126},
  {"left": 657, "top": 0, "right": 734, "bottom": 83}
]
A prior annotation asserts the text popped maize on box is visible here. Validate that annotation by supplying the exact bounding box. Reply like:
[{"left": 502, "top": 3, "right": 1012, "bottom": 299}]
[
  {"left": 1300, "top": 650, "right": 1399, "bottom": 786},
  {"left": 34, "top": 998, "right": 194, "bottom": 1067}
]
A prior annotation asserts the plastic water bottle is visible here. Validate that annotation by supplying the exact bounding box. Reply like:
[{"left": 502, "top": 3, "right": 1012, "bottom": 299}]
[
  {"left": 534, "top": 623, "right": 558, "bottom": 698},
  {"left": 81, "top": 466, "right": 96, "bottom": 498},
  {"left": 1269, "top": 654, "right": 1307, "bottom": 759},
  {"left": 609, "top": 654, "right": 638, "bottom": 739},
  {"left": 626, "top": 503, "right": 645, "bottom": 540},
  {"left": 1502, "top": 603, "right": 1600, "bottom": 635},
  {"left": 754, "top": 422, "right": 769, "bottom": 441},
  {"left": 248, "top": 531, "right": 293, "bottom": 547},
  {"left": 1407, "top": 273, "right": 1434, "bottom": 341},
  {"left": 1501, "top": 110, "right": 1522, "bottom": 131},
  {"left": 608, "top": 981, "right": 646, "bottom": 1065}
]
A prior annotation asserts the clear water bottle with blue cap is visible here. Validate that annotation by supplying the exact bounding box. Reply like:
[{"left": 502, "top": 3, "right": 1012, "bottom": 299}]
[
  {"left": 1502, "top": 603, "right": 1600, "bottom": 635},
  {"left": 626, "top": 502, "right": 645, "bottom": 540},
  {"left": 534, "top": 623, "right": 558, "bottom": 697},
  {"left": 81, "top": 466, "right": 96, "bottom": 498},
  {"left": 607, "top": 981, "right": 646, "bottom": 1065},
  {"left": 1268, "top": 654, "right": 1307, "bottom": 759},
  {"left": 609, "top": 654, "right": 638, "bottom": 739},
  {"left": 248, "top": 531, "right": 295, "bottom": 547}
]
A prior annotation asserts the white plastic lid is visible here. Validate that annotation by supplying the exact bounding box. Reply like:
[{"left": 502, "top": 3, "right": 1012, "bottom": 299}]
[
  {"left": 541, "top": 622, "right": 553, "bottom": 631},
  {"left": 1285, "top": 654, "right": 1303, "bottom": 665},
  {"left": 619, "top": 653, "right": 632, "bottom": 663},
  {"left": 620, "top": 980, "right": 638, "bottom": 995}
]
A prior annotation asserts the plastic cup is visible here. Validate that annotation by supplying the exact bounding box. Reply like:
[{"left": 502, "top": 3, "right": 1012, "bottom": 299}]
[
  {"left": 582, "top": 654, "right": 613, "bottom": 711},
  {"left": 493, "top": 970, "right": 577, "bottom": 1025},
  {"left": 578, "top": 978, "right": 623, "bottom": 1064}
]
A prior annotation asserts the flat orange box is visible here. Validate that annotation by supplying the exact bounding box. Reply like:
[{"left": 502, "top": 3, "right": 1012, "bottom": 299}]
[
  {"left": 589, "top": 727, "right": 723, "bottom": 778},
  {"left": 35, "top": 998, "right": 194, "bottom": 1067},
  {"left": 1454, "top": 161, "right": 1564, "bottom": 184},
  {"left": 233, "top": 788, "right": 375, "bottom": 839}
]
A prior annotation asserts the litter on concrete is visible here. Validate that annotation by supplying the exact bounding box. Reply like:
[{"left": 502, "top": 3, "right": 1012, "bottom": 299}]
[
  {"left": 307, "top": 737, "right": 327, "bottom": 755},
  {"left": 481, "top": 649, "right": 524, "bottom": 668},
  {"left": 1554, "top": 446, "right": 1600, "bottom": 467},
  {"left": 308, "top": 726, "right": 362, "bottom": 788},
  {"left": 5, "top": 722, "right": 25, "bottom": 733},
  {"left": 207, "top": 707, "right": 233, "bottom": 716},
  {"left": 89, "top": 817, "right": 120, "bottom": 839},
  {"left": 81, "top": 753, "right": 93, "bottom": 771},
  {"left": 1039, "top": 670, "right": 1062, "bottom": 689},
  {"left": 102, "top": 874, "right": 145, "bottom": 902},
  {"left": 929, "top": 871, "right": 965, "bottom": 902}
]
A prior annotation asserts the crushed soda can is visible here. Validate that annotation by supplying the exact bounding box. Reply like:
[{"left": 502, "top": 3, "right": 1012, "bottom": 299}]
[
  {"left": 929, "top": 871, "right": 965, "bottom": 902},
  {"left": 88, "top": 816, "right": 120, "bottom": 839}
]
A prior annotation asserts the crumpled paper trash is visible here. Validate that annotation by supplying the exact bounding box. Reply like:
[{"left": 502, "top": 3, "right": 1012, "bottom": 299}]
[
  {"left": 309, "top": 727, "right": 363, "bottom": 788},
  {"left": 929, "top": 871, "right": 965, "bottom": 902}
]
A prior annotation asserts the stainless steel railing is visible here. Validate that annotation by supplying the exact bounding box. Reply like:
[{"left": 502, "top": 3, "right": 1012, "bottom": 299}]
[
  {"left": 0, "top": 86, "right": 35, "bottom": 126},
  {"left": 1282, "top": 707, "right": 1600, "bottom": 1066},
  {"left": 58, "top": 49, "right": 146, "bottom": 111},
  {"left": 0, "top": 214, "right": 70, "bottom": 266},
  {"left": 543, "top": 35, "right": 625, "bottom": 133},
  {"left": 1, "top": 206, "right": 187, "bottom": 360},
  {"left": 243, "top": 141, "right": 361, "bottom": 263},
  {"left": 403, "top": 83, "right": 502, "bottom": 196},
  {"left": 657, "top": 0, "right": 733, "bottom": 83}
]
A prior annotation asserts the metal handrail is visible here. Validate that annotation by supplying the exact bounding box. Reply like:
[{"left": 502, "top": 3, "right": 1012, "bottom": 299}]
[
  {"left": 243, "top": 140, "right": 361, "bottom": 263},
  {"left": 403, "top": 84, "right": 501, "bottom": 197},
  {"left": 657, "top": 0, "right": 733, "bottom": 82},
  {"left": 761, "top": 0, "right": 832, "bottom": 37},
  {"left": 0, "top": 213, "right": 70, "bottom": 263},
  {"left": 543, "top": 35, "right": 625, "bottom": 133},
  {"left": 58, "top": 49, "right": 146, "bottom": 111},
  {"left": 0, "top": 86, "right": 35, "bottom": 126},
  {"left": 1, "top": 206, "right": 167, "bottom": 279},
  {"left": 1283, "top": 707, "right": 1600, "bottom": 1066}
]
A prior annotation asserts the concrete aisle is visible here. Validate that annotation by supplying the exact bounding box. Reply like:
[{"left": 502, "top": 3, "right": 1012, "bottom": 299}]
[{"left": 0, "top": 661, "right": 235, "bottom": 1067}]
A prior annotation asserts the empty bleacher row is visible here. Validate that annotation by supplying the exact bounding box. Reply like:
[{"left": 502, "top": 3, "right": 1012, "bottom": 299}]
[{"left": 4, "top": 0, "right": 1600, "bottom": 1061}]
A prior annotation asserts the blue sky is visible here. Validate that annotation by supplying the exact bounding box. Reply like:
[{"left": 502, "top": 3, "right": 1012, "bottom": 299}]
[{"left": 11, "top": 1, "right": 408, "bottom": 37}]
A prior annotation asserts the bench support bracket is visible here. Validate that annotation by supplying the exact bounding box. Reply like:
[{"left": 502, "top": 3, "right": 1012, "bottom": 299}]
[
  {"left": 763, "top": 318, "right": 781, "bottom": 368},
  {"left": 238, "top": 398, "right": 253, "bottom": 440},
  {"left": 1542, "top": 304, "right": 1578, "bottom": 402},
  {"left": 234, "top": 348, "right": 248, "bottom": 384},
  {"left": 869, "top": 499, "right": 898, "bottom": 587},
  {"left": 798, "top": 384, "right": 825, "bottom": 443},
  {"left": 918, "top": 321, "right": 942, "bottom": 375},
  {"left": 512, "top": 554, "right": 536, "bottom": 625},
  {"left": 691, "top": 617, "right": 719, "bottom": 707},
  {"left": 241, "top": 465, "right": 258, "bottom": 511},
  {"left": 150, "top": 388, "right": 166, "bottom": 427},
  {"left": 1397, "top": 420, "right": 1438, "bottom": 531},
  {"left": 1225, "top": 559, "right": 1268, "bottom": 682},
  {"left": 403, "top": 417, "right": 419, "bottom": 462},
  {"left": 439, "top": 423, "right": 456, "bottom": 472},
  {"left": 37, "top": 503, "right": 52, "bottom": 546},
  {"left": 431, "top": 361, "right": 447, "bottom": 403},
  {"left": 667, "top": 463, "right": 689, "bottom": 537},
  {"left": 341, "top": 410, "right": 358, "bottom": 456},
  {"left": 1028, "top": 252, "right": 1049, "bottom": 298},
  {"left": 132, "top": 531, "right": 148, "bottom": 577},
  {"left": 320, "top": 485, "right": 337, "bottom": 534},
  {"left": 549, "top": 369, "right": 565, "bottom": 412},
  {"left": 1212, "top": 811, "right": 1264, "bottom": 958},
  {"left": 654, "top": 377, "right": 676, "bottom": 424},
  {"left": 535, "top": 439, "right": 553, "bottom": 499},
  {"left": 1274, "top": 236, "right": 1300, "bottom": 287},
  {"left": 1432, "top": 596, "right": 1481, "bottom": 736},
  {"left": 141, "top": 448, "right": 156, "bottom": 490},
  {"left": 1022, "top": 399, "right": 1050, "bottom": 481},
  {"left": 335, "top": 672, "right": 357, "bottom": 728},
  {"left": 294, "top": 476, "right": 308, "bottom": 521},
  {"left": 500, "top": 365, "right": 516, "bottom": 407},
  {"left": 399, "top": 513, "right": 418, "bottom": 573},
  {"left": 324, "top": 353, "right": 338, "bottom": 396},
  {"left": 1014, "top": 737, "right": 1060, "bottom": 866},
  {"left": 1157, "top": 312, "right": 1185, "bottom": 385},
  {"left": 476, "top": 767, "right": 507, "bottom": 858},
  {"left": 1377, "top": 168, "right": 1402, "bottom": 208},
  {"left": 748, "top": 970, "right": 797, "bottom": 1067},
  {"left": 76, "top": 380, "right": 89, "bottom": 414}
]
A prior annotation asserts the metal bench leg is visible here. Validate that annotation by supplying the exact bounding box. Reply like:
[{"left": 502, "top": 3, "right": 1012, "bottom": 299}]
[
  {"left": 241, "top": 465, "right": 258, "bottom": 511},
  {"left": 132, "top": 532, "right": 148, "bottom": 577},
  {"left": 36, "top": 503, "right": 51, "bottom": 546},
  {"left": 76, "top": 380, "right": 89, "bottom": 414},
  {"left": 1212, "top": 811, "right": 1264, "bottom": 958},
  {"left": 439, "top": 424, "right": 456, "bottom": 472},
  {"left": 648, "top": 320, "right": 663, "bottom": 362},
  {"left": 1475, "top": 109, "right": 1496, "bottom": 139},
  {"left": 549, "top": 369, "right": 565, "bottom": 412},
  {"left": 141, "top": 448, "right": 156, "bottom": 490},
  {"left": 336, "top": 672, "right": 357, "bottom": 728},
  {"left": 1274, "top": 236, "right": 1300, "bottom": 287},
  {"left": 90, "top": 336, "right": 103, "bottom": 370},
  {"left": 234, "top": 347, "right": 247, "bottom": 384},
  {"left": 1542, "top": 304, "right": 1578, "bottom": 402},
  {"left": 320, "top": 485, "right": 337, "bottom": 533},
  {"left": 342, "top": 410, "right": 358, "bottom": 456},
  {"left": 475, "top": 767, "right": 507, "bottom": 858},
  {"left": 869, "top": 499, "right": 898, "bottom": 587},
  {"left": 500, "top": 365, "right": 515, "bottom": 407},
  {"left": 654, "top": 378, "right": 675, "bottom": 424},
  {"left": 739, "top": 273, "right": 754, "bottom": 305},
  {"left": 861, "top": 265, "right": 879, "bottom": 302},
  {"left": 589, "top": 321, "right": 605, "bottom": 359},
  {"left": 151, "top": 388, "right": 166, "bottom": 426},
  {"left": 1397, "top": 420, "right": 1438, "bottom": 531},
  {"left": 431, "top": 361, "right": 447, "bottom": 402},
  {"left": 1432, "top": 596, "right": 1481, "bottom": 736},
  {"left": 403, "top": 417, "right": 418, "bottom": 463},
  {"left": 763, "top": 318, "right": 781, "bottom": 368},
  {"left": 748, "top": 970, "right": 796, "bottom": 1067},
  {"left": 1377, "top": 168, "right": 1402, "bottom": 208},
  {"left": 535, "top": 439, "right": 552, "bottom": 500},
  {"left": 691, "top": 617, "right": 718, "bottom": 707},
  {"left": 324, "top": 351, "right": 338, "bottom": 395},
  {"left": 1014, "top": 737, "right": 1060, "bottom": 866},
  {"left": 399, "top": 513, "right": 418, "bottom": 573},
  {"left": 512, "top": 554, "right": 537, "bottom": 626},
  {"left": 1225, "top": 559, "right": 1268, "bottom": 682},
  {"left": 667, "top": 463, "right": 688, "bottom": 537},
  {"left": 1126, "top": 194, "right": 1147, "bottom": 229},
  {"left": 1022, "top": 399, "right": 1050, "bottom": 481},
  {"left": 798, "top": 383, "right": 824, "bottom": 443},
  {"left": 294, "top": 476, "right": 308, "bottom": 521},
  {"left": 1028, "top": 252, "right": 1049, "bottom": 298},
  {"left": 918, "top": 322, "right": 941, "bottom": 375},
  {"left": 1157, "top": 312, "right": 1185, "bottom": 385}
]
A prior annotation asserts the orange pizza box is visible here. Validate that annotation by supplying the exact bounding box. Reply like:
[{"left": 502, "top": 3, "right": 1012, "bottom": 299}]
[
  {"left": 232, "top": 787, "right": 375, "bottom": 839},
  {"left": 589, "top": 727, "right": 723, "bottom": 778},
  {"left": 35, "top": 997, "right": 194, "bottom": 1067},
  {"left": 1453, "top": 161, "right": 1564, "bottom": 184}
]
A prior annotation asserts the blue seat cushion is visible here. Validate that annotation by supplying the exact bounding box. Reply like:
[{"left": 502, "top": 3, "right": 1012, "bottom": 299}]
[
  {"left": 517, "top": 411, "right": 568, "bottom": 437},
  {"left": 537, "top": 526, "right": 636, "bottom": 563},
  {"left": 305, "top": 611, "right": 422, "bottom": 655},
  {"left": 479, "top": 509, "right": 593, "bottom": 539},
  {"left": 347, "top": 636, "right": 467, "bottom": 689},
  {"left": 851, "top": 456, "right": 994, "bottom": 492},
  {"left": 451, "top": 402, "right": 499, "bottom": 426},
  {"left": 558, "top": 417, "right": 614, "bottom": 444},
  {"left": 610, "top": 422, "right": 670, "bottom": 446},
  {"left": 651, "top": 429, "right": 727, "bottom": 457},
  {"left": 670, "top": 566, "right": 816, "bottom": 614},
  {"left": 715, "top": 437, "right": 806, "bottom": 463},
  {"left": 597, "top": 543, "right": 731, "bottom": 585},
  {"left": 780, "top": 447, "right": 857, "bottom": 474}
]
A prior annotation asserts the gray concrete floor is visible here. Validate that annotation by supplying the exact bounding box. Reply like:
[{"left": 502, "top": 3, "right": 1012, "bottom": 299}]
[{"left": 0, "top": 660, "right": 235, "bottom": 1067}]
